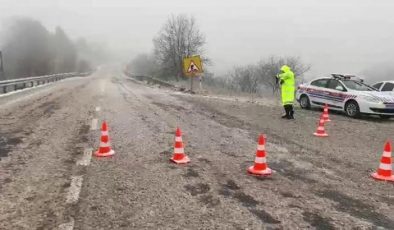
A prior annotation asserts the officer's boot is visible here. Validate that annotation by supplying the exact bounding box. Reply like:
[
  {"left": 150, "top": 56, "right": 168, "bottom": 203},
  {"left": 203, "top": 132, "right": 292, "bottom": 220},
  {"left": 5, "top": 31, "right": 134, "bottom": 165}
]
[
  {"left": 289, "top": 105, "right": 295, "bottom": 119},
  {"left": 282, "top": 105, "right": 291, "bottom": 119},
  {"left": 281, "top": 105, "right": 289, "bottom": 119}
]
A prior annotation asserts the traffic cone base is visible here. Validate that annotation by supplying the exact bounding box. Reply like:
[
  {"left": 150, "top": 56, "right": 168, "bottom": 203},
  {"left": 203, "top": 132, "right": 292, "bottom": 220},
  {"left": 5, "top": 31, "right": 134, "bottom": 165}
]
[
  {"left": 371, "top": 172, "right": 394, "bottom": 182},
  {"left": 371, "top": 141, "right": 394, "bottom": 182},
  {"left": 94, "top": 149, "right": 115, "bottom": 157},
  {"left": 171, "top": 155, "right": 190, "bottom": 164},
  {"left": 248, "top": 134, "right": 273, "bottom": 177},
  {"left": 248, "top": 166, "right": 272, "bottom": 176},
  {"left": 314, "top": 132, "right": 328, "bottom": 137}
]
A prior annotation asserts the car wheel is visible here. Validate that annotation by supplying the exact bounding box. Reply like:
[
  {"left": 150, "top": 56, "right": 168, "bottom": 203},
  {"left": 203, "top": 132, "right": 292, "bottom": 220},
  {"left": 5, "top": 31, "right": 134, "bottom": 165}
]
[
  {"left": 345, "top": 100, "right": 360, "bottom": 118},
  {"left": 300, "top": 95, "right": 311, "bottom": 109},
  {"left": 379, "top": 115, "right": 391, "bottom": 120}
]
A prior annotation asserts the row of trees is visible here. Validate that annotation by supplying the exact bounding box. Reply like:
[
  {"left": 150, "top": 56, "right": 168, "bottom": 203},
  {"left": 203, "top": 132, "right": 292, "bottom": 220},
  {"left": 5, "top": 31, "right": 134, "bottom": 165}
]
[
  {"left": 1, "top": 18, "right": 101, "bottom": 79},
  {"left": 127, "top": 14, "right": 311, "bottom": 95},
  {"left": 223, "top": 56, "right": 310, "bottom": 94}
]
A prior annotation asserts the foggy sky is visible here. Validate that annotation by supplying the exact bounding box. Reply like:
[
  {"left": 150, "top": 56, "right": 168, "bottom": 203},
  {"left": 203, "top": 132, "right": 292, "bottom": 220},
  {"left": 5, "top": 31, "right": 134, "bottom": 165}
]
[{"left": 1, "top": 0, "right": 394, "bottom": 79}]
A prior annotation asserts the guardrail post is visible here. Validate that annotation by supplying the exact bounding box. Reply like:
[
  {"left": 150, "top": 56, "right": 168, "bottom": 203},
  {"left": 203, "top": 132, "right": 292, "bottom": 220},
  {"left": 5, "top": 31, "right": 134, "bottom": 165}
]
[{"left": 2, "top": 86, "right": 6, "bottom": 94}]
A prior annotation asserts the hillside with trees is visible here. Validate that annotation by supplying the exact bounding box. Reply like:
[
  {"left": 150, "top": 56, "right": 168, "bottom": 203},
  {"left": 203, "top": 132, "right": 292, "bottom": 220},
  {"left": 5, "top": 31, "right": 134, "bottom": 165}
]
[{"left": 0, "top": 18, "right": 105, "bottom": 80}]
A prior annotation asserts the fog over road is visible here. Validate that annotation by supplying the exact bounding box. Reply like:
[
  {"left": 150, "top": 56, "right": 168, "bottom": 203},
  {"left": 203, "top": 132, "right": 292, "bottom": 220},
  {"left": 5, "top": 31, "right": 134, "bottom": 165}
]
[{"left": 0, "top": 68, "right": 393, "bottom": 229}]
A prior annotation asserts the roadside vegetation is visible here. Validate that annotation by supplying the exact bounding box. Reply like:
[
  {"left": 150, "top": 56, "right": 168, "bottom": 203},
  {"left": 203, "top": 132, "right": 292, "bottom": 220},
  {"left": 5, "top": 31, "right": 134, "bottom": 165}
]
[{"left": 127, "top": 14, "right": 311, "bottom": 96}]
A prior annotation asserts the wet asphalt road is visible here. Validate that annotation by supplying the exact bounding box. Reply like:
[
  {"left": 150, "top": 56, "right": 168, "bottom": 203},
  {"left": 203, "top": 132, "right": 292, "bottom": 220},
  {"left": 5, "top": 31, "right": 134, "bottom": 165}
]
[{"left": 0, "top": 67, "right": 393, "bottom": 229}]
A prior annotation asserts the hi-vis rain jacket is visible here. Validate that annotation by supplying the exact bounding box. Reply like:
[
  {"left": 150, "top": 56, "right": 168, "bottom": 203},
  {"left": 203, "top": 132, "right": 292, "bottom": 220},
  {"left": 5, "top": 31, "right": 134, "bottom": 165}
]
[{"left": 277, "top": 65, "right": 295, "bottom": 105}]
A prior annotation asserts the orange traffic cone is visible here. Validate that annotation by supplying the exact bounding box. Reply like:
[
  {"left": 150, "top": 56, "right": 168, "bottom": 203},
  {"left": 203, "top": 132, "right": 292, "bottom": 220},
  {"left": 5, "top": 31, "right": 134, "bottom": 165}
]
[
  {"left": 170, "top": 128, "right": 190, "bottom": 164},
  {"left": 323, "top": 104, "right": 331, "bottom": 122},
  {"left": 371, "top": 141, "right": 394, "bottom": 182},
  {"left": 314, "top": 114, "right": 328, "bottom": 137},
  {"left": 247, "top": 134, "right": 272, "bottom": 176},
  {"left": 94, "top": 121, "right": 115, "bottom": 157}
]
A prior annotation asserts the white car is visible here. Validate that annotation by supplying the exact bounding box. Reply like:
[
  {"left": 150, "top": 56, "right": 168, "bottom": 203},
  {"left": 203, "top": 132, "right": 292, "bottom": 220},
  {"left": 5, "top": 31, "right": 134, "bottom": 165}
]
[
  {"left": 296, "top": 74, "right": 394, "bottom": 119},
  {"left": 372, "top": 81, "right": 394, "bottom": 92}
]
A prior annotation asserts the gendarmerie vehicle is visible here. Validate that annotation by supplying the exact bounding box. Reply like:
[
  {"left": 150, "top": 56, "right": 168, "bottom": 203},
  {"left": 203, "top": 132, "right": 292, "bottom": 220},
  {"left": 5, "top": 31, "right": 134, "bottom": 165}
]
[{"left": 296, "top": 74, "right": 394, "bottom": 119}]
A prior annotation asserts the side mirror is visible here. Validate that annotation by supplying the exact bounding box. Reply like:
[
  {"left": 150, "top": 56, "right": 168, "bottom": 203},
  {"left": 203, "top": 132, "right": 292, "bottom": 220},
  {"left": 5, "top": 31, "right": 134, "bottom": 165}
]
[{"left": 335, "top": 86, "right": 344, "bottom": 91}]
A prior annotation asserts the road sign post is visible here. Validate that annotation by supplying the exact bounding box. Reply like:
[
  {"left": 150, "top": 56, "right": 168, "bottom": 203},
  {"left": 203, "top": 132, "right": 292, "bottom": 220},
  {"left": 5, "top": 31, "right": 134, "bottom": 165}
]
[
  {"left": 198, "top": 75, "right": 203, "bottom": 92},
  {"left": 190, "top": 72, "right": 194, "bottom": 93}
]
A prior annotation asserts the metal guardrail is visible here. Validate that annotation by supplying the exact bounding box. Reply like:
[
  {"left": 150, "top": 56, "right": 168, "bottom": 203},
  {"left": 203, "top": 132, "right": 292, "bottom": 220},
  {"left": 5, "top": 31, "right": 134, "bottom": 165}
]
[
  {"left": 123, "top": 71, "right": 176, "bottom": 88},
  {"left": 0, "top": 72, "right": 91, "bottom": 94}
]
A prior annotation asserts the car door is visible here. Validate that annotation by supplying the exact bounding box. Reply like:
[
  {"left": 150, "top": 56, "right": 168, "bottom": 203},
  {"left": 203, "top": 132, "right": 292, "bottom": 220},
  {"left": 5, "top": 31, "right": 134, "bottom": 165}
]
[
  {"left": 307, "top": 78, "right": 330, "bottom": 107},
  {"left": 324, "top": 79, "right": 347, "bottom": 109}
]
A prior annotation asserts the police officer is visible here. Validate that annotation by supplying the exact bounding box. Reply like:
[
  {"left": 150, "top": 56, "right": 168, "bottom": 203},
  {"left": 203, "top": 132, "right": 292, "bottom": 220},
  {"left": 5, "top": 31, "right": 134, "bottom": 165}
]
[{"left": 277, "top": 65, "right": 295, "bottom": 119}]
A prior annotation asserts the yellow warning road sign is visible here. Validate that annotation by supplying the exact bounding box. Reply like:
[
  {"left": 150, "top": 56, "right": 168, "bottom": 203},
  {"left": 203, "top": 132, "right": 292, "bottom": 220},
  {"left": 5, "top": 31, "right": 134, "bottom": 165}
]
[{"left": 183, "top": 56, "right": 203, "bottom": 77}]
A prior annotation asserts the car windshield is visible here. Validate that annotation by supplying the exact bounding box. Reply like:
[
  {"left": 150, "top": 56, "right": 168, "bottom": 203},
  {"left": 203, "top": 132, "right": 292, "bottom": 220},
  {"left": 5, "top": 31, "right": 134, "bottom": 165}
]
[{"left": 341, "top": 80, "right": 376, "bottom": 91}]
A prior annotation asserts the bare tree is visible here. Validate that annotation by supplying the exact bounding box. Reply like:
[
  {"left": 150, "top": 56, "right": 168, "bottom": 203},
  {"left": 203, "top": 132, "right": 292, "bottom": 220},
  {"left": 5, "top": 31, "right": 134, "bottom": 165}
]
[
  {"left": 229, "top": 66, "right": 260, "bottom": 94},
  {"left": 255, "top": 57, "right": 282, "bottom": 94},
  {"left": 285, "top": 56, "right": 311, "bottom": 82},
  {"left": 256, "top": 56, "right": 311, "bottom": 94},
  {"left": 153, "top": 15, "right": 206, "bottom": 81}
]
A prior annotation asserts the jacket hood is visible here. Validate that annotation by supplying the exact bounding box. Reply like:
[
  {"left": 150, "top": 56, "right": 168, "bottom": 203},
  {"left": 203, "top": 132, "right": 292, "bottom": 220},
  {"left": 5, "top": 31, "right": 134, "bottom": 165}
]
[{"left": 281, "top": 65, "right": 291, "bottom": 73}]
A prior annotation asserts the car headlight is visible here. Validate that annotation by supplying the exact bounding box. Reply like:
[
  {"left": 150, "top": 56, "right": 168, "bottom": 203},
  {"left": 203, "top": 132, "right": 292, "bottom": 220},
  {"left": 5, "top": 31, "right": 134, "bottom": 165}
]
[{"left": 362, "top": 95, "right": 383, "bottom": 104}]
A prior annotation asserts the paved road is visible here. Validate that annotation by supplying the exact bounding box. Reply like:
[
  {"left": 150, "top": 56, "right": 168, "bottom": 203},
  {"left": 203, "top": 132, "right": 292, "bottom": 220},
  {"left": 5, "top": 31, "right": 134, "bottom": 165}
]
[{"left": 0, "top": 67, "right": 393, "bottom": 229}]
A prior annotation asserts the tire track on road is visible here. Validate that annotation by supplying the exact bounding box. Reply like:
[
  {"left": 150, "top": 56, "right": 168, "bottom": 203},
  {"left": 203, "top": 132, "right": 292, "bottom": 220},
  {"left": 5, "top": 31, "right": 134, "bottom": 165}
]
[
  {"left": 174, "top": 92, "right": 394, "bottom": 228},
  {"left": 118, "top": 78, "right": 285, "bottom": 228},
  {"left": 0, "top": 77, "right": 96, "bottom": 229},
  {"left": 59, "top": 113, "right": 99, "bottom": 229},
  {"left": 102, "top": 76, "right": 394, "bottom": 228}
]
